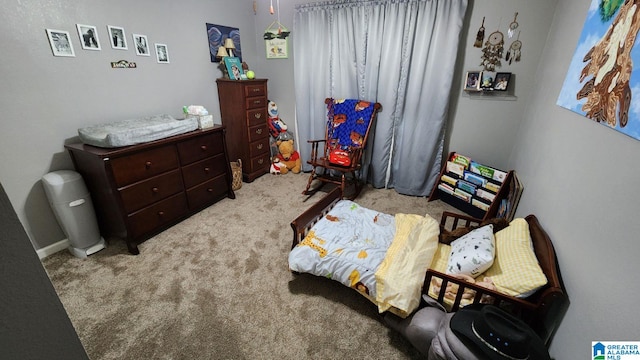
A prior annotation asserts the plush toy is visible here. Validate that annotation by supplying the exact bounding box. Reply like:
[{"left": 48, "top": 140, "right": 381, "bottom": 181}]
[
  {"left": 270, "top": 158, "right": 286, "bottom": 175},
  {"left": 276, "top": 139, "right": 301, "bottom": 174},
  {"left": 267, "top": 100, "right": 288, "bottom": 138},
  {"left": 430, "top": 275, "right": 497, "bottom": 304}
]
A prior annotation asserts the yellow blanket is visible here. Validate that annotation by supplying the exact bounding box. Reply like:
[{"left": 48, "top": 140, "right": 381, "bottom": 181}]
[{"left": 375, "top": 213, "right": 440, "bottom": 317}]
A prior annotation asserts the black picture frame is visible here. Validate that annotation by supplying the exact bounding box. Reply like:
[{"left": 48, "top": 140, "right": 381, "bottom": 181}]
[{"left": 494, "top": 72, "right": 512, "bottom": 91}]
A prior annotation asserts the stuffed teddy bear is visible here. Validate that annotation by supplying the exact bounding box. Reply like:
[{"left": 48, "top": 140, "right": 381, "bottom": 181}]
[{"left": 275, "top": 139, "right": 301, "bottom": 174}]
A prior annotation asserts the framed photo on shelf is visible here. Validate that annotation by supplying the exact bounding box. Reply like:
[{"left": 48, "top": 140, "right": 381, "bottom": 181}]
[
  {"left": 155, "top": 43, "right": 169, "bottom": 63},
  {"left": 464, "top": 71, "right": 481, "bottom": 91},
  {"left": 76, "top": 24, "right": 100, "bottom": 50},
  {"left": 107, "top": 25, "right": 127, "bottom": 50},
  {"left": 494, "top": 72, "right": 511, "bottom": 91},
  {"left": 46, "top": 29, "right": 75, "bottom": 57},
  {"left": 480, "top": 71, "right": 496, "bottom": 90},
  {"left": 224, "top": 56, "right": 246, "bottom": 80},
  {"left": 132, "top": 34, "right": 150, "bottom": 56}
]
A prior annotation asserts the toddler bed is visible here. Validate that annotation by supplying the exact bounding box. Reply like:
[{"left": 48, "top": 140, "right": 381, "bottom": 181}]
[{"left": 288, "top": 188, "right": 568, "bottom": 345}]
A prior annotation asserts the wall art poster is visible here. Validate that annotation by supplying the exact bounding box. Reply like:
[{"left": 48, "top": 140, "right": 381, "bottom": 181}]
[
  {"left": 557, "top": 0, "right": 640, "bottom": 141},
  {"left": 206, "top": 23, "right": 242, "bottom": 63}
]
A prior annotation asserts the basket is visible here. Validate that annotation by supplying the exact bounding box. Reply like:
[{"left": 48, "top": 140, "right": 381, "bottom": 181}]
[{"left": 230, "top": 159, "right": 242, "bottom": 190}]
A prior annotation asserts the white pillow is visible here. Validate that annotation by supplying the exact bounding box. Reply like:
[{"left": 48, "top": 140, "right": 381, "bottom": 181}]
[{"left": 446, "top": 224, "right": 495, "bottom": 278}]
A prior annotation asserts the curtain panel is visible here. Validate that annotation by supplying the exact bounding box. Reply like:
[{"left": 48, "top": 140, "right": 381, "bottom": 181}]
[{"left": 294, "top": 0, "right": 467, "bottom": 196}]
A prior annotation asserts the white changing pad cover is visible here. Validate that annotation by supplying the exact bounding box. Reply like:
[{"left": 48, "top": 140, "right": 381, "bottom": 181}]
[{"left": 78, "top": 114, "right": 199, "bottom": 148}]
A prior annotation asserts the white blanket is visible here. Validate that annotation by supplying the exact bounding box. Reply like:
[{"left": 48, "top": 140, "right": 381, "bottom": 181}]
[{"left": 288, "top": 200, "right": 440, "bottom": 317}]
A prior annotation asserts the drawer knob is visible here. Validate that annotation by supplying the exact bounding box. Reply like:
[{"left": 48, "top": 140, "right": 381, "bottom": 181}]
[
  {"left": 253, "top": 88, "right": 260, "bottom": 92},
  {"left": 152, "top": 187, "right": 159, "bottom": 193},
  {"left": 256, "top": 128, "right": 263, "bottom": 135},
  {"left": 204, "top": 167, "right": 210, "bottom": 173},
  {"left": 158, "top": 211, "right": 165, "bottom": 217},
  {"left": 200, "top": 145, "right": 208, "bottom": 151},
  {"left": 207, "top": 188, "right": 214, "bottom": 193},
  {"left": 257, "top": 143, "right": 263, "bottom": 150},
  {"left": 254, "top": 113, "right": 261, "bottom": 119},
  {"left": 258, "top": 158, "right": 264, "bottom": 165},
  {"left": 145, "top": 161, "right": 152, "bottom": 169}
]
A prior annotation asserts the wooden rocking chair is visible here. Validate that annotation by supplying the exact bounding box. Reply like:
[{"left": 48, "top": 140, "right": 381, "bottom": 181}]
[{"left": 302, "top": 98, "right": 382, "bottom": 200}]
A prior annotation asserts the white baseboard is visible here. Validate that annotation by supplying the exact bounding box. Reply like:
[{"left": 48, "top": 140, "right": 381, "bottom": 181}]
[{"left": 37, "top": 239, "right": 70, "bottom": 259}]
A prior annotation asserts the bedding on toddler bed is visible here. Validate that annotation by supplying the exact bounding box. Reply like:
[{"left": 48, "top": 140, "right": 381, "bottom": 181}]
[
  {"left": 78, "top": 114, "right": 199, "bottom": 148},
  {"left": 288, "top": 200, "right": 440, "bottom": 317}
]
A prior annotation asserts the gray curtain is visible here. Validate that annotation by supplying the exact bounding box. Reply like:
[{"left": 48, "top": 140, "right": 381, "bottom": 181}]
[{"left": 293, "top": 0, "right": 467, "bottom": 196}]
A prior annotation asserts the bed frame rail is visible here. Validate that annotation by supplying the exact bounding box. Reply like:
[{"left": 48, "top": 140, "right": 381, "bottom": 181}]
[{"left": 290, "top": 187, "right": 342, "bottom": 250}]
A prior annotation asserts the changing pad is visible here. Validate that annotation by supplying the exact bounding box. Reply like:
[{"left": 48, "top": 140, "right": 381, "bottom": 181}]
[{"left": 78, "top": 114, "right": 199, "bottom": 148}]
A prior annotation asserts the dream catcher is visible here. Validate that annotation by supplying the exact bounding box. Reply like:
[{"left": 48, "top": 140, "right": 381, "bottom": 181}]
[
  {"left": 480, "top": 30, "right": 504, "bottom": 71},
  {"left": 505, "top": 31, "right": 522, "bottom": 65},
  {"left": 507, "top": 12, "right": 519, "bottom": 38},
  {"left": 474, "top": 17, "right": 485, "bottom": 48}
]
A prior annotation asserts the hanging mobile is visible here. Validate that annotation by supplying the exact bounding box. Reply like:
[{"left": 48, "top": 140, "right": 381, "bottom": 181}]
[
  {"left": 474, "top": 17, "right": 486, "bottom": 48},
  {"left": 506, "top": 31, "right": 522, "bottom": 65},
  {"left": 508, "top": 12, "right": 519, "bottom": 38}
]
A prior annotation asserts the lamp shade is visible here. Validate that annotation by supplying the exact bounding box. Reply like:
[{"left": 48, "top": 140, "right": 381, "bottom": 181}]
[
  {"left": 223, "top": 38, "right": 236, "bottom": 49},
  {"left": 216, "top": 46, "right": 228, "bottom": 58}
]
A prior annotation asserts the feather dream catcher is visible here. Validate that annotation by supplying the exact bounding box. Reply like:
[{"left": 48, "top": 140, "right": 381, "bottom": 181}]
[
  {"left": 481, "top": 29, "right": 504, "bottom": 71},
  {"left": 507, "top": 12, "right": 519, "bottom": 38},
  {"left": 474, "top": 17, "right": 485, "bottom": 48},
  {"left": 505, "top": 31, "right": 522, "bottom": 65}
]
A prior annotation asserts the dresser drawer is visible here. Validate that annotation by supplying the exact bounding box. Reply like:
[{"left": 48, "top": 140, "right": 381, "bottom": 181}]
[
  {"left": 247, "top": 108, "right": 266, "bottom": 127},
  {"left": 110, "top": 145, "right": 179, "bottom": 187},
  {"left": 127, "top": 193, "right": 188, "bottom": 239},
  {"left": 248, "top": 137, "right": 270, "bottom": 158},
  {"left": 181, "top": 153, "right": 226, "bottom": 189},
  {"left": 248, "top": 124, "right": 268, "bottom": 143},
  {"left": 249, "top": 153, "right": 270, "bottom": 172},
  {"left": 244, "top": 84, "right": 266, "bottom": 97},
  {"left": 186, "top": 174, "right": 229, "bottom": 209},
  {"left": 119, "top": 169, "right": 184, "bottom": 213},
  {"left": 245, "top": 96, "right": 267, "bottom": 110},
  {"left": 177, "top": 131, "right": 224, "bottom": 165}
]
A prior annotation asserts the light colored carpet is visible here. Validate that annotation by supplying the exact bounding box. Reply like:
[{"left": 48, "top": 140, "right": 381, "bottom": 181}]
[{"left": 42, "top": 173, "right": 457, "bottom": 360}]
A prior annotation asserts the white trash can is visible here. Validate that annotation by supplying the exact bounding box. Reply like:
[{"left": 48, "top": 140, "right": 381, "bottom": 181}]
[{"left": 42, "top": 170, "right": 106, "bottom": 259}]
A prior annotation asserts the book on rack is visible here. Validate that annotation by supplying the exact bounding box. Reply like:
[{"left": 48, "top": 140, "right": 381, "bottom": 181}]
[
  {"left": 505, "top": 171, "right": 523, "bottom": 221},
  {"left": 497, "top": 171, "right": 524, "bottom": 221}
]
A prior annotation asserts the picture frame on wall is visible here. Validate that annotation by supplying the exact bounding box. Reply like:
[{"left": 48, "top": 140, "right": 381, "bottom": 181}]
[
  {"left": 155, "top": 43, "right": 170, "bottom": 63},
  {"left": 464, "top": 71, "right": 481, "bottom": 91},
  {"left": 264, "top": 30, "right": 288, "bottom": 59},
  {"left": 133, "top": 34, "right": 150, "bottom": 56},
  {"left": 107, "top": 25, "right": 127, "bottom": 50},
  {"left": 206, "top": 23, "right": 242, "bottom": 63},
  {"left": 76, "top": 24, "right": 100, "bottom": 51},
  {"left": 224, "top": 57, "right": 245, "bottom": 80},
  {"left": 494, "top": 72, "right": 511, "bottom": 91},
  {"left": 46, "top": 29, "right": 75, "bottom": 57}
]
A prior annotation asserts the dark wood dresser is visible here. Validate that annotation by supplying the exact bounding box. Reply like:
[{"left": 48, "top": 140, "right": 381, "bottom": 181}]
[
  {"left": 216, "top": 78, "right": 270, "bottom": 182},
  {"left": 65, "top": 126, "right": 235, "bottom": 254}
]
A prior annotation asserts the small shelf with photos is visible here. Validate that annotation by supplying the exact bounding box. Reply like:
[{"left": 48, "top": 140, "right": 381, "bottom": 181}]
[{"left": 463, "top": 71, "right": 516, "bottom": 100}]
